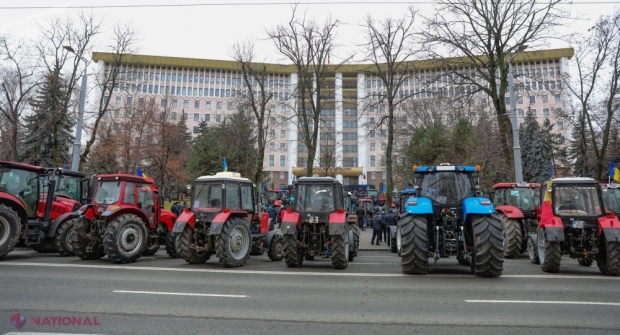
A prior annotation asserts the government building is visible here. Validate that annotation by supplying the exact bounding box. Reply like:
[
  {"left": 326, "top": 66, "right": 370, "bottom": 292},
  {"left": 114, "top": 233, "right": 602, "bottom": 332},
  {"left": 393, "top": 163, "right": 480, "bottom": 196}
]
[{"left": 93, "top": 48, "right": 573, "bottom": 189}]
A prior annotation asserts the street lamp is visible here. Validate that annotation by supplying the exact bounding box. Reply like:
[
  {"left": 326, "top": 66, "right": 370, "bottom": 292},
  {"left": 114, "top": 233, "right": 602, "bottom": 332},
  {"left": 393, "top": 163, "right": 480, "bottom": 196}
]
[
  {"left": 508, "top": 45, "right": 528, "bottom": 183},
  {"left": 63, "top": 45, "right": 89, "bottom": 172}
]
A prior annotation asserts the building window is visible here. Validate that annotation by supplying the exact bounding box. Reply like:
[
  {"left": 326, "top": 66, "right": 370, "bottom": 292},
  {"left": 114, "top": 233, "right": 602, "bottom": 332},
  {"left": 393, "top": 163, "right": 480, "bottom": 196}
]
[
  {"left": 216, "top": 114, "right": 221, "bottom": 123},
  {"left": 270, "top": 117, "right": 276, "bottom": 125},
  {"left": 370, "top": 155, "right": 376, "bottom": 167},
  {"left": 126, "top": 97, "right": 133, "bottom": 105},
  {"left": 115, "top": 96, "right": 121, "bottom": 105},
  {"left": 280, "top": 143, "right": 286, "bottom": 151},
  {"left": 370, "top": 142, "right": 375, "bottom": 151},
  {"left": 171, "top": 112, "right": 177, "bottom": 121},
  {"left": 192, "top": 126, "right": 199, "bottom": 134},
  {"left": 194, "top": 100, "right": 200, "bottom": 108},
  {"left": 381, "top": 142, "right": 386, "bottom": 150},
  {"left": 183, "top": 100, "right": 189, "bottom": 108},
  {"left": 279, "top": 171, "right": 285, "bottom": 179},
  {"left": 543, "top": 108, "right": 549, "bottom": 117},
  {"left": 280, "top": 155, "right": 285, "bottom": 166},
  {"left": 183, "top": 112, "right": 188, "bottom": 121},
  {"left": 530, "top": 109, "right": 537, "bottom": 117},
  {"left": 269, "top": 155, "right": 274, "bottom": 166},
  {"left": 343, "top": 145, "right": 357, "bottom": 152},
  {"left": 542, "top": 95, "right": 548, "bottom": 103},
  {"left": 557, "top": 121, "right": 564, "bottom": 130},
  {"left": 371, "top": 172, "right": 376, "bottom": 179},
  {"left": 505, "top": 97, "right": 510, "bottom": 105},
  {"left": 193, "top": 113, "right": 199, "bottom": 121},
  {"left": 529, "top": 96, "right": 535, "bottom": 104},
  {"left": 381, "top": 155, "right": 386, "bottom": 166},
  {"left": 206, "top": 101, "right": 211, "bottom": 109},
  {"left": 518, "top": 109, "right": 524, "bottom": 118},
  {"left": 554, "top": 94, "right": 561, "bottom": 103},
  {"left": 370, "top": 117, "right": 375, "bottom": 125},
  {"left": 281, "top": 105, "right": 286, "bottom": 113},
  {"left": 280, "top": 130, "right": 285, "bottom": 138},
  {"left": 298, "top": 145, "right": 308, "bottom": 153},
  {"left": 216, "top": 102, "right": 222, "bottom": 109},
  {"left": 517, "top": 96, "right": 523, "bottom": 104},
  {"left": 204, "top": 114, "right": 210, "bottom": 121},
  {"left": 270, "top": 142, "right": 275, "bottom": 150},
  {"left": 160, "top": 99, "right": 167, "bottom": 107},
  {"left": 227, "top": 102, "right": 233, "bottom": 110},
  {"left": 370, "top": 130, "right": 375, "bottom": 138}
]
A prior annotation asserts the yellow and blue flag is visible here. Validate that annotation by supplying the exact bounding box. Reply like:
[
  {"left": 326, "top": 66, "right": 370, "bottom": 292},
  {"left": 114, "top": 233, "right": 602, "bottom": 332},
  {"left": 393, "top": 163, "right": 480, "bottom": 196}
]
[
  {"left": 136, "top": 168, "right": 148, "bottom": 179},
  {"left": 610, "top": 158, "right": 620, "bottom": 182},
  {"left": 223, "top": 156, "right": 228, "bottom": 172}
]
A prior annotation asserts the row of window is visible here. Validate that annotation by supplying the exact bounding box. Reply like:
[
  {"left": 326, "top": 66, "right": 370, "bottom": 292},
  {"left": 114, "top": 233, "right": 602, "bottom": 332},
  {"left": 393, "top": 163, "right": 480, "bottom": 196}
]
[{"left": 506, "top": 94, "right": 562, "bottom": 105}]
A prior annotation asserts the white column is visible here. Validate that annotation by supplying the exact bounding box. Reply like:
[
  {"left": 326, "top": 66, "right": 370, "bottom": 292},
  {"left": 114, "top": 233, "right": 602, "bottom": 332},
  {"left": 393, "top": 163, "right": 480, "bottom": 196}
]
[
  {"left": 357, "top": 72, "right": 368, "bottom": 184},
  {"left": 335, "top": 72, "right": 343, "bottom": 168},
  {"left": 313, "top": 74, "right": 320, "bottom": 169},
  {"left": 287, "top": 73, "right": 298, "bottom": 184}
]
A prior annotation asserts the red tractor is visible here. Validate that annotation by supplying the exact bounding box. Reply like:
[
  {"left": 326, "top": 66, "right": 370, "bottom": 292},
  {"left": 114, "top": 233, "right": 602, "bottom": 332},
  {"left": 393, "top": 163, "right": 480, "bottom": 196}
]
[
  {"left": 69, "top": 174, "right": 176, "bottom": 263},
  {"left": 281, "top": 176, "right": 359, "bottom": 269},
  {"left": 491, "top": 182, "right": 540, "bottom": 259},
  {"left": 528, "top": 177, "right": 620, "bottom": 275},
  {"left": 601, "top": 183, "right": 620, "bottom": 217},
  {"left": 172, "top": 172, "right": 283, "bottom": 268},
  {"left": 0, "top": 161, "right": 89, "bottom": 258}
]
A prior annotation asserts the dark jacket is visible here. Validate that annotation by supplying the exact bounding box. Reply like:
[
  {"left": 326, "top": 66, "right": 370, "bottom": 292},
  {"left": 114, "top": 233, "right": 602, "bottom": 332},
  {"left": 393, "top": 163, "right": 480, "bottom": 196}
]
[
  {"left": 384, "top": 211, "right": 397, "bottom": 227},
  {"left": 355, "top": 207, "right": 366, "bottom": 218},
  {"left": 371, "top": 214, "right": 384, "bottom": 231}
]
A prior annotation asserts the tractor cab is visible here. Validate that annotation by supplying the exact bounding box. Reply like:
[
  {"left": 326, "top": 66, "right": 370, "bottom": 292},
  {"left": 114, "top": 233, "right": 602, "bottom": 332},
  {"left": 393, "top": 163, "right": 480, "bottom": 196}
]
[
  {"left": 0, "top": 161, "right": 46, "bottom": 218},
  {"left": 294, "top": 178, "right": 344, "bottom": 222},
  {"left": 601, "top": 183, "right": 620, "bottom": 216},
  {"left": 42, "top": 168, "right": 87, "bottom": 204},
  {"left": 491, "top": 182, "right": 540, "bottom": 218},
  {"left": 398, "top": 187, "right": 418, "bottom": 215},
  {"left": 190, "top": 172, "right": 256, "bottom": 224}
]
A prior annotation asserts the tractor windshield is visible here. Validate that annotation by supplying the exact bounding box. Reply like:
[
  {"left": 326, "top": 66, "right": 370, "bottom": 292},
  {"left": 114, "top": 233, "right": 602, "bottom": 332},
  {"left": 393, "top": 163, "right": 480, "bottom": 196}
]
[
  {"left": 192, "top": 182, "right": 223, "bottom": 212},
  {"left": 419, "top": 172, "right": 474, "bottom": 204},
  {"left": 295, "top": 184, "right": 335, "bottom": 212},
  {"left": 0, "top": 168, "right": 39, "bottom": 215},
  {"left": 56, "top": 175, "right": 82, "bottom": 200},
  {"left": 267, "top": 191, "right": 280, "bottom": 203},
  {"left": 504, "top": 187, "right": 539, "bottom": 210},
  {"left": 93, "top": 181, "right": 122, "bottom": 205},
  {"left": 553, "top": 185, "right": 602, "bottom": 217},
  {"left": 602, "top": 187, "right": 620, "bottom": 213},
  {"left": 367, "top": 189, "right": 378, "bottom": 199}
]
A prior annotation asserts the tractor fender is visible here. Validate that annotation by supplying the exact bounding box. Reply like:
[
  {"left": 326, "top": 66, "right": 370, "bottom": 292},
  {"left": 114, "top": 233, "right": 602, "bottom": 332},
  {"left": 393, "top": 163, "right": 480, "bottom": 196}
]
[
  {"left": 46, "top": 212, "right": 72, "bottom": 237},
  {"left": 263, "top": 230, "right": 281, "bottom": 250},
  {"left": 462, "top": 197, "right": 495, "bottom": 222},
  {"left": 207, "top": 211, "right": 232, "bottom": 235},
  {"left": 495, "top": 205, "right": 525, "bottom": 219},
  {"left": 328, "top": 212, "right": 347, "bottom": 236},
  {"left": 543, "top": 227, "right": 565, "bottom": 242},
  {"left": 529, "top": 233, "right": 538, "bottom": 248},
  {"left": 602, "top": 228, "right": 620, "bottom": 243},
  {"left": 0, "top": 194, "right": 28, "bottom": 221},
  {"left": 281, "top": 211, "right": 300, "bottom": 235},
  {"left": 171, "top": 211, "right": 196, "bottom": 233},
  {"left": 405, "top": 197, "right": 434, "bottom": 215},
  {"left": 598, "top": 216, "right": 620, "bottom": 235},
  {"left": 160, "top": 209, "right": 177, "bottom": 231},
  {"left": 101, "top": 206, "right": 150, "bottom": 226}
]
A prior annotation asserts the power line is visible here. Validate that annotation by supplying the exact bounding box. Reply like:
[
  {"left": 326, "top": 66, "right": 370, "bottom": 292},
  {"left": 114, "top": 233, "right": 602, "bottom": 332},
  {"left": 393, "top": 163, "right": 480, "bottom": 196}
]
[{"left": 1, "top": 1, "right": 620, "bottom": 10}]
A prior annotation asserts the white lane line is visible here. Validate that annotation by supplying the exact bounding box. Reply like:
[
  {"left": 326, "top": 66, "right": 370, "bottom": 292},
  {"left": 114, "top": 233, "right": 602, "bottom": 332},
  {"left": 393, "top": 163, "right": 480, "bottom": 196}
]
[
  {"left": 2, "top": 262, "right": 620, "bottom": 279},
  {"left": 113, "top": 290, "right": 247, "bottom": 298},
  {"left": 466, "top": 300, "right": 620, "bottom": 306},
  {"left": 5, "top": 333, "right": 107, "bottom": 335}
]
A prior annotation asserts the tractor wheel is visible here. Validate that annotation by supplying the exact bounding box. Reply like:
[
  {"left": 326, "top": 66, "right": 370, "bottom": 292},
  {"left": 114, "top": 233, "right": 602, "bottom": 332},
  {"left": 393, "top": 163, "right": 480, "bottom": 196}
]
[
  {"left": 283, "top": 235, "right": 303, "bottom": 267},
  {"left": 396, "top": 224, "right": 402, "bottom": 257},
  {"left": 250, "top": 243, "right": 265, "bottom": 256},
  {"left": 470, "top": 214, "right": 504, "bottom": 277},
  {"left": 142, "top": 235, "right": 160, "bottom": 256},
  {"left": 578, "top": 256, "right": 593, "bottom": 266},
  {"left": 32, "top": 239, "right": 56, "bottom": 253},
  {"left": 331, "top": 234, "right": 349, "bottom": 269},
  {"left": 178, "top": 226, "right": 212, "bottom": 264},
  {"left": 103, "top": 214, "right": 148, "bottom": 264},
  {"left": 267, "top": 234, "right": 284, "bottom": 261},
  {"left": 54, "top": 218, "right": 78, "bottom": 256},
  {"left": 70, "top": 219, "right": 105, "bottom": 260},
  {"left": 596, "top": 235, "right": 620, "bottom": 276},
  {"left": 164, "top": 232, "right": 180, "bottom": 258},
  {"left": 0, "top": 204, "right": 20, "bottom": 259},
  {"left": 527, "top": 236, "right": 539, "bottom": 264},
  {"left": 391, "top": 237, "right": 397, "bottom": 253},
  {"left": 157, "top": 223, "right": 168, "bottom": 245},
  {"left": 400, "top": 214, "right": 429, "bottom": 275},
  {"left": 538, "top": 229, "right": 561, "bottom": 273},
  {"left": 347, "top": 229, "right": 355, "bottom": 262},
  {"left": 500, "top": 214, "right": 522, "bottom": 259},
  {"left": 215, "top": 217, "right": 251, "bottom": 268}
]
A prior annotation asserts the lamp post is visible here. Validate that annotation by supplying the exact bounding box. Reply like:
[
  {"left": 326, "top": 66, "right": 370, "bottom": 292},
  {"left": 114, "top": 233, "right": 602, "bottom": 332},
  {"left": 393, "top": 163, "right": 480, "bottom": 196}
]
[
  {"left": 63, "top": 45, "right": 88, "bottom": 172},
  {"left": 508, "top": 45, "right": 528, "bottom": 183}
]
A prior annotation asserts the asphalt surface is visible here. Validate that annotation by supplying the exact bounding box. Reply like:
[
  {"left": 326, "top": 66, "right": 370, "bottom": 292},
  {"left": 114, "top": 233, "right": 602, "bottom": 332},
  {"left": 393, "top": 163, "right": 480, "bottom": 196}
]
[{"left": 1, "top": 237, "right": 619, "bottom": 335}]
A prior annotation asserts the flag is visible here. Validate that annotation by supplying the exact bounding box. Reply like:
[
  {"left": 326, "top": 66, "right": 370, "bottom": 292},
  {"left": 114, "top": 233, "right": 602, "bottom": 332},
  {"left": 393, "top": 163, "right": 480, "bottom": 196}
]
[
  {"left": 63, "top": 161, "right": 67, "bottom": 169},
  {"left": 539, "top": 179, "right": 554, "bottom": 226},
  {"left": 610, "top": 158, "right": 620, "bottom": 182},
  {"left": 363, "top": 173, "right": 366, "bottom": 180},
  {"left": 381, "top": 183, "right": 386, "bottom": 193},
  {"left": 136, "top": 168, "right": 148, "bottom": 179},
  {"left": 549, "top": 159, "right": 553, "bottom": 179},
  {"left": 223, "top": 156, "right": 228, "bottom": 172}
]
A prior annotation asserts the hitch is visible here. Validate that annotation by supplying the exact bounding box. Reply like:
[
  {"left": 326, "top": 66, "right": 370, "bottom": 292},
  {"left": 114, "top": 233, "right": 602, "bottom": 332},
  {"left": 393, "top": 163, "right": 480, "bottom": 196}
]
[{"left": 460, "top": 226, "right": 471, "bottom": 263}]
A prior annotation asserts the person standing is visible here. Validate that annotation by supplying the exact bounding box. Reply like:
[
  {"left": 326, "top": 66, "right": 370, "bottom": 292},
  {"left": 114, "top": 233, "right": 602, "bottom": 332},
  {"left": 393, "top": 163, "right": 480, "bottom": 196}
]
[
  {"left": 380, "top": 210, "right": 388, "bottom": 242},
  {"left": 371, "top": 210, "right": 384, "bottom": 245},
  {"left": 384, "top": 208, "right": 397, "bottom": 246},
  {"left": 356, "top": 206, "right": 366, "bottom": 230}
]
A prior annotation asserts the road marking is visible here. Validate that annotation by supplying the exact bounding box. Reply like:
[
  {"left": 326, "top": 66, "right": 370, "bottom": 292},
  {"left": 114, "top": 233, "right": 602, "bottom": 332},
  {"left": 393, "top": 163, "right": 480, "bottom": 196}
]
[
  {"left": 5, "top": 333, "right": 107, "bottom": 335},
  {"left": 113, "top": 290, "right": 247, "bottom": 298},
  {"left": 2, "top": 262, "right": 620, "bottom": 279},
  {"left": 466, "top": 300, "right": 620, "bottom": 306}
]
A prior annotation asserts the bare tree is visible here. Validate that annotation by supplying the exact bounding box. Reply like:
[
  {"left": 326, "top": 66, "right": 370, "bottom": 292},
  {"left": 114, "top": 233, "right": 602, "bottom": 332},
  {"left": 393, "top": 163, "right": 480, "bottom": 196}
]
[
  {"left": 361, "top": 7, "right": 419, "bottom": 209},
  {"left": 420, "top": 0, "right": 568, "bottom": 171},
  {"left": 81, "top": 23, "right": 138, "bottom": 170},
  {"left": 231, "top": 40, "right": 275, "bottom": 185},
  {"left": 562, "top": 11, "right": 620, "bottom": 181},
  {"left": 0, "top": 34, "right": 40, "bottom": 161},
  {"left": 267, "top": 6, "right": 351, "bottom": 177}
]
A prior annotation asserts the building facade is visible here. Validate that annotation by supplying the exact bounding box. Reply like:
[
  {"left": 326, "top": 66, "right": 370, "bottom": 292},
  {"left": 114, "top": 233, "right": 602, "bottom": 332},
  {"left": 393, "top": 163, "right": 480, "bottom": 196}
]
[{"left": 93, "top": 48, "right": 573, "bottom": 189}]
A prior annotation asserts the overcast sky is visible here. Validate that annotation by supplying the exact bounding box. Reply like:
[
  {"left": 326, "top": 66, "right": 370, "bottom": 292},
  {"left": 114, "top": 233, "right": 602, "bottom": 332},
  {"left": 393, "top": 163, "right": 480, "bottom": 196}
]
[{"left": 1, "top": 0, "right": 618, "bottom": 64}]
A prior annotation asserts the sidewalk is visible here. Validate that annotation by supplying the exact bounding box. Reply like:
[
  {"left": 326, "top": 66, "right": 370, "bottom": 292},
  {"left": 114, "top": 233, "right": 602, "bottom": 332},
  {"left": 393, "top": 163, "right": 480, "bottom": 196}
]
[{"left": 357, "top": 227, "right": 391, "bottom": 251}]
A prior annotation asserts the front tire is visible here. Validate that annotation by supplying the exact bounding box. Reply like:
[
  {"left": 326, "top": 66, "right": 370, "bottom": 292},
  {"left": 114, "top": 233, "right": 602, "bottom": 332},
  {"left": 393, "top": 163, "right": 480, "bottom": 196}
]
[
  {"left": 178, "top": 226, "right": 212, "bottom": 264},
  {"left": 538, "top": 229, "right": 561, "bottom": 273},
  {"left": 142, "top": 234, "right": 160, "bottom": 256},
  {"left": 165, "top": 232, "right": 180, "bottom": 258},
  {"left": 400, "top": 214, "right": 429, "bottom": 274},
  {"left": 470, "top": 214, "right": 504, "bottom": 277},
  {"left": 215, "top": 217, "right": 251, "bottom": 268},
  {"left": 267, "top": 234, "right": 284, "bottom": 261},
  {"left": 54, "top": 218, "right": 79, "bottom": 256},
  {"left": 103, "top": 214, "right": 148, "bottom": 264},
  {"left": 70, "top": 219, "right": 105, "bottom": 260},
  {"left": 331, "top": 234, "right": 349, "bottom": 269},
  {"left": 500, "top": 214, "right": 522, "bottom": 259},
  {"left": 0, "top": 204, "right": 20, "bottom": 259},
  {"left": 527, "top": 236, "right": 539, "bottom": 264},
  {"left": 32, "top": 239, "right": 56, "bottom": 253},
  {"left": 597, "top": 235, "right": 620, "bottom": 276},
  {"left": 283, "top": 234, "right": 302, "bottom": 267}
]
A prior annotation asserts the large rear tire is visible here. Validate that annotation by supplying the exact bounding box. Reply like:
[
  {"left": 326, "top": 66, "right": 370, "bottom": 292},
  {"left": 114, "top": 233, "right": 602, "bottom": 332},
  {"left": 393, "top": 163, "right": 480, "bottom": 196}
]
[
  {"left": 0, "top": 204, "right": 20, "bottom": 259},
  {"left": 400, "top": 214, "right": 429, "bottom": 275},
  {"left": 500, "top": 214, "right": 522, "bottom": 259},
  {"left": 141, "top": 235, "right": 160, "bottom": 256},
  {"left": 178, "top": 226, "right": 212, "bottom": 264},
  {"left": 267, "top": 234, "right": 284, "bottom": 261},
  {"left": 165, "top": 232, "right": 180, "bottom": 258},
  {"left": 470, "top": 214, "right": 504, "bottom": 277},
  {"left": 54, "top": 218, "right": 78, "bottom": 256},
  {"left": 32, "top": 239, "right": 56, "bottom": 253},
  {"left": 396, "top": 224, "right": 402, "bottom": 257},
  {"left": 331, "top": 234, "right": 349, "bottom": 269},
  {"left": 215, "top": 217, "right": 251, "bottom": 268},
  {"left": 70, "top": 219, "right": 105, "bottom": 260},
  {"left": 597, "top": 235, "right": 620, "bottom": 276},
  {"left": 103, "top": 214, "right": 148, "bottom": 264},
  {"left": 538, "top": 229, "right": 561, "bottom": 273},
  {"left": 283, "top": 234, "right": 302, "bottom": 267}
]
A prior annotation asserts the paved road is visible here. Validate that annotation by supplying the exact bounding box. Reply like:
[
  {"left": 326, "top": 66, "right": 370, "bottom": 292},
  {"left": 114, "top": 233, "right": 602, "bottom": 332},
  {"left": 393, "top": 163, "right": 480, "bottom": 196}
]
[{"left": 0, "top": 247, "right": 619, "bottom": 335}]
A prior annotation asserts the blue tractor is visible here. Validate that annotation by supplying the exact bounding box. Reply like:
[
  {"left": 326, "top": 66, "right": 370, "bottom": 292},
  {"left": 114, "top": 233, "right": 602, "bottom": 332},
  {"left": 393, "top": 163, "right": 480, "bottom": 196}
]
[
  {"left": 396, "top": 163, "right": 504, "bottom": 277},
  {"left": 392, "top": 187, "right": 418, "bottom": 255}
]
